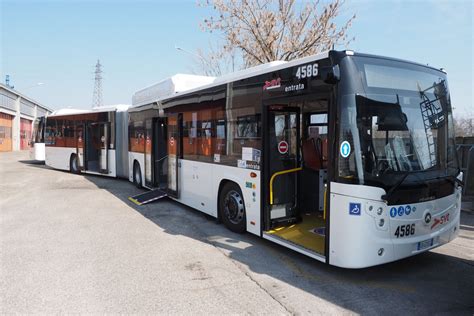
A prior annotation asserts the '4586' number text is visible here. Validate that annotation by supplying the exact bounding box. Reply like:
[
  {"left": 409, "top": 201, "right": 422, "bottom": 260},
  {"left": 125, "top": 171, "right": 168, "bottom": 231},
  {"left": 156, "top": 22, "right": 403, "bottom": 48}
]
[
  {"left": 394, "top": 223, "right": 415, "bottom": 238},
  {"left": 295, "top": 63, "right": 318, "bottom": 79}
]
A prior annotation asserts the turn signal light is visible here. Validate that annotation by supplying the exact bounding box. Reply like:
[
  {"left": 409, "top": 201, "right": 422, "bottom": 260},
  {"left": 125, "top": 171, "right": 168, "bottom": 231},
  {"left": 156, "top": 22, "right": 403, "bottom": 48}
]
[{"left": 250, "top": 172, "right": 257, "bottom": 178}]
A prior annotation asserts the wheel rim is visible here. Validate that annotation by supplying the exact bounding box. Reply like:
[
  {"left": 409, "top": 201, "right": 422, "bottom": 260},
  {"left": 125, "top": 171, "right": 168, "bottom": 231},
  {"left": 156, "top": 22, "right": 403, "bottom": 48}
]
[{"left": 224, "top": 190, "right": 244, "bottom": 225}]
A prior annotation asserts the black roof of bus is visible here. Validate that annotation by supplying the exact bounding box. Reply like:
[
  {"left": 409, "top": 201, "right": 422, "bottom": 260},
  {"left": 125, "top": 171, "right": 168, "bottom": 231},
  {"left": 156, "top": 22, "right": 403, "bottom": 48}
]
[{"left": 348, "top": 51, "right": 447, "bottom": 75}]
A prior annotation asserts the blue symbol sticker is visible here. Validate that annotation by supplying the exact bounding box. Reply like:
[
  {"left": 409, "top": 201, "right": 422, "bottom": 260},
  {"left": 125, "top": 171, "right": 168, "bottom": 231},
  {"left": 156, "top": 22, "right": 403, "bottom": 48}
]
[
  {"left": 349, "top": 202, "right": 361, "bottom": 216},
  {"left": 340, "top": 141, "right": 351, "bottom": 158},
  {"left": 398, "top": 206, "right": 405, "bottom": 216},
  {"left": 405, "top": 205, "right": 411, "bottom": 215},
  {"left": 390, "top": 207, "right": 397, "bottom": 218}
]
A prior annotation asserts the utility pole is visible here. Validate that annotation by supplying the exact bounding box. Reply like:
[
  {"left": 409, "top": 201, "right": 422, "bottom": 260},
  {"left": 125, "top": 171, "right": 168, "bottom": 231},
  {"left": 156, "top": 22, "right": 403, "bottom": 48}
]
[{"left": 92, "top": 60, "right": 103, "bottom": 108}]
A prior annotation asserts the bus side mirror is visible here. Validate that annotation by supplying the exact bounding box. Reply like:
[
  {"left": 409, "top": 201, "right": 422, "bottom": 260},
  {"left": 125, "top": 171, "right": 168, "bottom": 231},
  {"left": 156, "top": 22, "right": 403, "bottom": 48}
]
[{"left": 321, "top": 65, "right": 340, "bottom": 84}]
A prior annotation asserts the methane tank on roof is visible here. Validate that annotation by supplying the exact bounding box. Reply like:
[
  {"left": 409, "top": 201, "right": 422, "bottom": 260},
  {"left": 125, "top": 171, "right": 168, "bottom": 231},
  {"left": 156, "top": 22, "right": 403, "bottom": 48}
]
[{"left": 132, "top": 74, "right": 216, "bottom": 106}]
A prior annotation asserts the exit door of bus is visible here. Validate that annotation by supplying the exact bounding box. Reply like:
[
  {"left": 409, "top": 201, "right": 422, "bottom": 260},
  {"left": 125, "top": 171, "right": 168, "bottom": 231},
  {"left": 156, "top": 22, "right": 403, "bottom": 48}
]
[
  {"left": 167, "top": 114, "right": 181, "bottom": 198},
  {"left": 85, "top": 123, "right": 109, "bottom": 174},
  {"left": 144, "top": 118, "right": 168, "bottom": 188},
  {"left": 264, "top": 106, "right": 301, "bottom": 228},
  {"left": 76, "top": 124, "right": 85, "bottom": 170}
]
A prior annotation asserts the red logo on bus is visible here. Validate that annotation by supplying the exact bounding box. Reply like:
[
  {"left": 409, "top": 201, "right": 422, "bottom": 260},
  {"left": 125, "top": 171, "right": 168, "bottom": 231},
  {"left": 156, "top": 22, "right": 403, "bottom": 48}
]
[
  {"left": 278, "top": 141, "right": 289, "bottom": 154},
  {"left": 263, "top": 78, "right": 281, "bottom": 90},
  {"left": 431, "top": 213, "right": 449, "bottom": 230}
]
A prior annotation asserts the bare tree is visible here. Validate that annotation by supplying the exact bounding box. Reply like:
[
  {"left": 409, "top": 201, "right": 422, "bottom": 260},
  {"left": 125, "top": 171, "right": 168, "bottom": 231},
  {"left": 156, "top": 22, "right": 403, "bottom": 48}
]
[
  {"left": 197, "top": 0, "right": 355, "bottom": 74},
  {"left": 454, "top": 116, "right": 474, "bottom": 137},
  {"left": 194, "top": 42, "right": 238, "bottom": 77}
]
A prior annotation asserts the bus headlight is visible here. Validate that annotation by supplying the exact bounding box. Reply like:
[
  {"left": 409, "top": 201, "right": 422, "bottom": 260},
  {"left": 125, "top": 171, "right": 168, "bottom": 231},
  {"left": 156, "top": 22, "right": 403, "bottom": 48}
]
[
  {"left": 378, "top": 219, "right": 385, "bottom": 227},
  {"left": 377, "top": 207, "right": 383, "bottom": 215}
]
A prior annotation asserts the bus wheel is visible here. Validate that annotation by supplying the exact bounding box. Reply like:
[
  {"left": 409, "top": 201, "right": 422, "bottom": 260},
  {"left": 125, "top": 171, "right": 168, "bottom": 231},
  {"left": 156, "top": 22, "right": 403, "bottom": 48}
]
[
  {"left": 133, "top": 162, "right": 142, "bottom": 188},
  {"left": 219, "top": 182, "right": 246, "bottom": 233},
  {"left": 70, "top": 154, "right": 79, "bottom": 174}
]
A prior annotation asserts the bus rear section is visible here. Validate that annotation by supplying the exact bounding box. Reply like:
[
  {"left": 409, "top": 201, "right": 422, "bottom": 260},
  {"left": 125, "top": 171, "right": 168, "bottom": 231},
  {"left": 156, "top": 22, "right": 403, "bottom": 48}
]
[
  {"left": 29, "top": 116, "right": 46, "bottom": 161},
  {"left": 44, "top": 106, "right": 129, "bottom": 178}
]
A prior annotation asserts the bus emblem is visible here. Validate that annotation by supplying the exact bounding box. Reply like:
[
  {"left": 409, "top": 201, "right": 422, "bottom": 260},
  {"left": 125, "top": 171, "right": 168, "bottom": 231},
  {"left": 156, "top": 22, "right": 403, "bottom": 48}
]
[{"left": 424, "top": 212, "right": 432, "bottom": 225}]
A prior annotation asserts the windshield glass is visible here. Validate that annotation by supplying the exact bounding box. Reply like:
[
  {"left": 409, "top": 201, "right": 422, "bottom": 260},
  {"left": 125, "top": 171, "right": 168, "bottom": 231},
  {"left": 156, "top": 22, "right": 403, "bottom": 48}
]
[{"left": 338, "top": 56, "right": 458, "bottom": 189}]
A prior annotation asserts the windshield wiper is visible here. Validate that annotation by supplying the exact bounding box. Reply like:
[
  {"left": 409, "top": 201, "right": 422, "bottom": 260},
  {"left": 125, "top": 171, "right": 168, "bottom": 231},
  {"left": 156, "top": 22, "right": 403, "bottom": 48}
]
[
  {"left": 431, "top": 173, "right": 464, "bottom": 187},
  {"left": 381, "top": 171, "right": 410, "bottom": 201}
]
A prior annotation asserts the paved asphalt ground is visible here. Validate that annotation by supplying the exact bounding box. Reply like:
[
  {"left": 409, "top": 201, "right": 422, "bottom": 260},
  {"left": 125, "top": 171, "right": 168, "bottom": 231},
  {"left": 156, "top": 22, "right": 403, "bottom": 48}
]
[{"left": 1, "top": 151, "right": 473, "bottom": 314}]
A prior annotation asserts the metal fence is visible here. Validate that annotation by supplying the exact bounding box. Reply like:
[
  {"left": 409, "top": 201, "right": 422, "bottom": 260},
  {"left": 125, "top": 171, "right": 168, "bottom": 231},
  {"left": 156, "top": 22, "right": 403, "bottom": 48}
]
[{"left": 456, "top": 137, "right": 474, "bottom": 198}]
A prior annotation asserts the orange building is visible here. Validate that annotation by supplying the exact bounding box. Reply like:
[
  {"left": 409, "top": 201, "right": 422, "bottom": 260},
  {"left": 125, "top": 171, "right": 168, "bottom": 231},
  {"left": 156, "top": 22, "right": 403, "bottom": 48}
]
[{"left": 0, "top": 83, "right": 52, "bottom": 152}]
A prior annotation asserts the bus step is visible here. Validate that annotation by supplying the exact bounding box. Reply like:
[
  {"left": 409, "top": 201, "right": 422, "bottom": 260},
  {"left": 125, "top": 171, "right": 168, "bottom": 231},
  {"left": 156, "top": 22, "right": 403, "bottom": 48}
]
[
  {"left": 128, "top": 189, "right": 167, "bottom": 206},
  {"left": 271, "top": 216, "right": 301, "bottom": 228}
]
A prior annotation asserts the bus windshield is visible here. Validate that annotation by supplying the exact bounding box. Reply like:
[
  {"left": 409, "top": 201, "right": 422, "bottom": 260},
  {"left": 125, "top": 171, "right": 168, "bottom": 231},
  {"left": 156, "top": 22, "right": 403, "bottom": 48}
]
[
  {"left": 338, "top": 56, "right": 458, "bottom": 189},
  {"left": 32, "top": 117, "right": 45, "bottom": 144}
]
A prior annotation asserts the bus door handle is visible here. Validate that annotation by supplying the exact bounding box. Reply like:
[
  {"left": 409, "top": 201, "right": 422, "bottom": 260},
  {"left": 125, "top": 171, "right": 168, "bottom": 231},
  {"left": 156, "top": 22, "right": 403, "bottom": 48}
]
[{"left": 269, "top": 167, "right": 302, "bottom": 205}]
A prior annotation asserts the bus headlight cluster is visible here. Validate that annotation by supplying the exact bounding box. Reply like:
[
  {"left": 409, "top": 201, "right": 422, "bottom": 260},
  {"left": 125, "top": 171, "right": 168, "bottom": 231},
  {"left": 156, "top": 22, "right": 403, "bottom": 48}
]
[{"left": 366, "top": 202, "right": 388, "bottom": 231}]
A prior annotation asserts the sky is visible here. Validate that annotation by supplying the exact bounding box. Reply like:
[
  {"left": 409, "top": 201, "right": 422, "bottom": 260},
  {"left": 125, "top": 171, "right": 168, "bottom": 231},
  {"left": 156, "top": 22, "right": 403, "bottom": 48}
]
[{"left": 1, "top": 0, "right": 473, "bottom": 116}]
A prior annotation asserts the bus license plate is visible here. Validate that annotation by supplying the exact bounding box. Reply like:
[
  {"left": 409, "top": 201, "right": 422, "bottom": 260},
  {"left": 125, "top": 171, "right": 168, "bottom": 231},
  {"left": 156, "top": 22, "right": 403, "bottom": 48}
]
[{"left": 417, "top": 238, "right": 434, "bottom": 251}]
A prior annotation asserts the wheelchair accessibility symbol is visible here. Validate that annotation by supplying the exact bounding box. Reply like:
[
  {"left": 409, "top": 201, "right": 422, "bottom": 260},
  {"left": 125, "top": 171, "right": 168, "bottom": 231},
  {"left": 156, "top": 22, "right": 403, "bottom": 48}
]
[{"left": 349, "top": 202, "right": 361, "bottom": 216}]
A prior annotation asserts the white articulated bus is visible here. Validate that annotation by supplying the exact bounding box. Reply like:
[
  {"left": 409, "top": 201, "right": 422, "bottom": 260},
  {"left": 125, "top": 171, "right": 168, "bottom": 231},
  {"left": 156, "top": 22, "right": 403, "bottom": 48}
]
[
  {"left": 44, "top": 105, "right": 130, "bottom": 177},
  {"left": 128, "top": 50, "right": 462, "bottom": 268}
]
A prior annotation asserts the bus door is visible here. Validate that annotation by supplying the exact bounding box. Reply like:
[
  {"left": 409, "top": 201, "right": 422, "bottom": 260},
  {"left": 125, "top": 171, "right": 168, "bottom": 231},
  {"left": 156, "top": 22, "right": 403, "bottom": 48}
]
[
  {"left": 76, "top": 124, "right": 85, "bottom": 170},
  {"left": 265, "top": 106, "right": 301, "bottom": 227},
  {"left": 85, "top": 123, "right": 109, "bottom": 174},
  {"left": 98, "top": 123, "right": 109, "bottom": 174},
  {"left": 153, "top": 117, "right": 168, "bottom": 188},
  {"left": 167, "top": 114, "right": 181, "bottom": 198},
  {"left": 144, "top": 119, "right": 153, "bottom": 187}
]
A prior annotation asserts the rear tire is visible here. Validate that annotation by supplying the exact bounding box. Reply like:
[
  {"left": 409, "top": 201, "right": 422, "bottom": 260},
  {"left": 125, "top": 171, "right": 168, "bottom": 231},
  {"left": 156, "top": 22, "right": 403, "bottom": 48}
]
[
  {"left": 219, "top": 182, "right": 246, "bottom": 233},
  {"left": 70, "top": 154, "right": 80, "bottom": 174},
  {"left": 133, "top": 162, "right": 142, "bottom": 188}
]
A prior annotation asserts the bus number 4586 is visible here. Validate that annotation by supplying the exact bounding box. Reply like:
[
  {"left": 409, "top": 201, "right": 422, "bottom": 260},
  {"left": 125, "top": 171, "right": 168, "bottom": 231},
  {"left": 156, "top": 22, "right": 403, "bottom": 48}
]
[{"left": 394, "top": 223, "right": 415, "bottom": 238}]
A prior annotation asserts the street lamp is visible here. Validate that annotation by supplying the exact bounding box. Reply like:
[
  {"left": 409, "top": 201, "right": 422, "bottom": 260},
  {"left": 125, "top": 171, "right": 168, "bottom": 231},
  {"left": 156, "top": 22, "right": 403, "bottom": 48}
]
[{"left": 175, "top": 45, "right": 205, "bottom": 62}]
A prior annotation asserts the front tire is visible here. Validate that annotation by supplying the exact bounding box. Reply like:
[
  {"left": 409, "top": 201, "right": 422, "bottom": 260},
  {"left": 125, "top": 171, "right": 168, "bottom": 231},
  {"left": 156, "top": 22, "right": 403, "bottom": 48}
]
[
  {"left": 133, "top": 162, "right": 142, "bottom": 188},
  {"left": 219, "top": 182, "right": 246, "bottom": 233}
]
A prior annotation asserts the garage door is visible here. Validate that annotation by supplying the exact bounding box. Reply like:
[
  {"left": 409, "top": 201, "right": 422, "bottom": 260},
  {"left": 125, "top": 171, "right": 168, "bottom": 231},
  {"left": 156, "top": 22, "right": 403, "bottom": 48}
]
[
  {"left": 20, "top": 118, "right": 32, "bottom": 150},
  {"left": 0, "top": 112, "right": 13, "bottom": 152}
]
